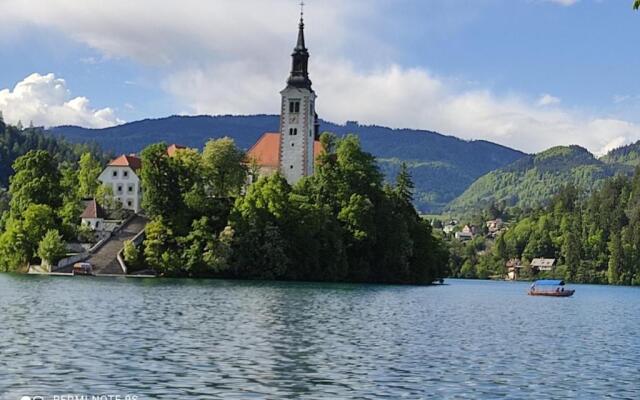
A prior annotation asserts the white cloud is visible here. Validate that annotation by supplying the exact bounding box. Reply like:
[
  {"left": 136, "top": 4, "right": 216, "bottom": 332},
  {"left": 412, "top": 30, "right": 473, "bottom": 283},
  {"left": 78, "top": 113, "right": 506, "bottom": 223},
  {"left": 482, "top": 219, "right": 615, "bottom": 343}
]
[
  {"left": 2, "top": 0, "right": 640, "bottom": 155},
  {"left": 166, "top": 58, "right": 640, "bottom": 156},
  {"left": 0, "top": 73, "right": 122, "bottom": 128},
  {"left": 537, "top": 93, "right": 561, "bottom": 106},
  {"left": 544, "top": 0, "right": 579, "bottom": 6}
]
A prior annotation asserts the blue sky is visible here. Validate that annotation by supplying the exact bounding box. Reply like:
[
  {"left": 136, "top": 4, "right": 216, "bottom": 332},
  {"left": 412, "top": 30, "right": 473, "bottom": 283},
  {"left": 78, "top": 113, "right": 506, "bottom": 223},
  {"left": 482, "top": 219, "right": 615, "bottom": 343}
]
[{"left": 0, "top": 0, "right": 639, "bottom": 154}]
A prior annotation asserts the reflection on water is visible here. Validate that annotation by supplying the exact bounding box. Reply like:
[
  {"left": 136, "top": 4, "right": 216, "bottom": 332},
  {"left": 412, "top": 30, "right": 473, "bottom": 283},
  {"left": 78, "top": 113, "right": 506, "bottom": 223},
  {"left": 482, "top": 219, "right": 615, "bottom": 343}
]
[{"left": 0, "top": 275, "right": 639, "bottom": 399}]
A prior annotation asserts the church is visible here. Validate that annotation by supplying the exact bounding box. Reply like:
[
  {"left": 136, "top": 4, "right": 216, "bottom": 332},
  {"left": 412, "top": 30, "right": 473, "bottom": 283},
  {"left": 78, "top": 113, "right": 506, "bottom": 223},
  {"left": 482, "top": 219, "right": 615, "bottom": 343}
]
[{"left": 247, "top": 10, "right": 322, "bottom": 185}]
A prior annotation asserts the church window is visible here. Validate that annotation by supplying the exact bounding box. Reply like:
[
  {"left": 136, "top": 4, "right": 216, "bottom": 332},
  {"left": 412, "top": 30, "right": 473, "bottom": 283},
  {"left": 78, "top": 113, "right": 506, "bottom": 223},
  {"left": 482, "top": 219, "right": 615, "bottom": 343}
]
[
  {"left": 291, "top": 143, "right": 295, "bottom": 147},
  {"left": 289, "top": 100, "right": 300, "bottom": 113},
  {"left": 290, "top": 165, "right": 294, "bottom": 169},
  {"left": 289, "top": 128, "right": 298, "bottom": 136}
]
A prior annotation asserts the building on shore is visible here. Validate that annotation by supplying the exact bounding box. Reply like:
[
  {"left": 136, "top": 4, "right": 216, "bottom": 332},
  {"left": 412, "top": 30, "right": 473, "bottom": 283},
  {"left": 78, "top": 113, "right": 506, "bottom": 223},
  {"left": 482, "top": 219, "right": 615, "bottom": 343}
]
[
  {"left": 506, "top": 258, "right": 522, "bottom": 280},
  {"left": 530, "top": 258, "right": 556, "bottom": 272}
]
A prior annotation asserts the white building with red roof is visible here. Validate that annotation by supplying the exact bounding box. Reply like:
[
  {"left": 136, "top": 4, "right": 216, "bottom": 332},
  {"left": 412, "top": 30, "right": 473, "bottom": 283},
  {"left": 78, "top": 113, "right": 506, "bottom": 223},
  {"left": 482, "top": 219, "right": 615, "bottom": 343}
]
[{"left": 98, "top": 154, "right": 143, "bottom": 212}]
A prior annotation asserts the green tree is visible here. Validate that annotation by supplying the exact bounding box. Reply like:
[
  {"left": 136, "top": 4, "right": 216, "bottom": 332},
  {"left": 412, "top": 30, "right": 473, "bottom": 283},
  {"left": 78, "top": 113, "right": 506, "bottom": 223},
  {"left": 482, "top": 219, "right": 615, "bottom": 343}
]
[
  {"left": 8, "top": 150, "right": 62, "bottom": 215},
  {"left": 395, "top": 162, "right": 415, "bottom": 204},
  {"left": 77, "top": 152, "right": 102, "bottom": 198},
  {"left": 143, "top": 217, "right": 174, "bottom": 273},
  {"left": 608, "top": 232, "right": 623, "bottom": 284},
  {"left": 202, "top": 137, "right": 247, "bottom": 198},
  {"left": 96, "top": 184, "right": 121, "bottom": 214},
  {"left": 561, "top": 216, "right": 581, "bottom": 281},
  {"left": 140, "top": 143, "right": 181, "bottom": 219},
  {"left": 123, "top": 240, "right": 142, "bottom": 270},
  {"left": 0, "top": 220, "right": 29, "bottom": 271},
  {"left": 37, "top": 229, "right": 67, "bottom": 268}
]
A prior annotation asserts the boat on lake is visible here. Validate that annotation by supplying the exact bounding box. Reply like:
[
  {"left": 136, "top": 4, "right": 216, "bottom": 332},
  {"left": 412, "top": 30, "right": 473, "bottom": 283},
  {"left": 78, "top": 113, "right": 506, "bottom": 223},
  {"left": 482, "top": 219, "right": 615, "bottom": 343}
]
[{"left": 528, "top": 280, "right": 574, "bottom": 297}]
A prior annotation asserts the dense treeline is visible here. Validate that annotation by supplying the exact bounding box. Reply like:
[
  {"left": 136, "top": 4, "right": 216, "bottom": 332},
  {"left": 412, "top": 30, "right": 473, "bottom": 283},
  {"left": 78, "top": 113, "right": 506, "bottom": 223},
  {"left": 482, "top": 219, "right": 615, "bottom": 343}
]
[
  {"left": 451, "top": 168, "right": 640, "bottom": 285},
  {"left": 0, "top": 119, "right": 108, "bottom": 187},
  {"left": 0, "top": 121, "right": 113, "bottom": 271},
  {"left": 134, "top": 134, "right": 448, "bottom": 284}
]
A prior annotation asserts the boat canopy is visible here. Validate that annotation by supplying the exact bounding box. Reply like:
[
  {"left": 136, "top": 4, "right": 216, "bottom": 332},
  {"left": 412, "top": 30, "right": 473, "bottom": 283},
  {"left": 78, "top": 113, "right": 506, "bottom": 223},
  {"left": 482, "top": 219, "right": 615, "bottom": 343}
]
[{"left": 533, "top": 280, "right": 565, "bottom": 286}]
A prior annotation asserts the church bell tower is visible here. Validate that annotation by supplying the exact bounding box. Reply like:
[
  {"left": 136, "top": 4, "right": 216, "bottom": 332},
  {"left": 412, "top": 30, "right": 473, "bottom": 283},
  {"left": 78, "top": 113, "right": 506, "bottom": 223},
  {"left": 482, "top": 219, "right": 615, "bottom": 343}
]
[{"left": 279, "top": 5, "right": 319, "bottom": 185}]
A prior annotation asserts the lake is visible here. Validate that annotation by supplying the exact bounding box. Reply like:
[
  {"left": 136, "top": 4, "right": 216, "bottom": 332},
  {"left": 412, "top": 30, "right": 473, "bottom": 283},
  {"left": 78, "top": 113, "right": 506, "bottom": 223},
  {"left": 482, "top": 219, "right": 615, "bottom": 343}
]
[{"left": 0, "top": 275, "right": 638, "bottom": 399}]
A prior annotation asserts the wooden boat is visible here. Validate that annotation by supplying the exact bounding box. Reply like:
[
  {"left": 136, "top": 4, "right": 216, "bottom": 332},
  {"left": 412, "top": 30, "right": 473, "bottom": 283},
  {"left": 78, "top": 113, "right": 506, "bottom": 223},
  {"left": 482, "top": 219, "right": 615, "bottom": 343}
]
[
  {"left": 528, "top": 280, "right": 574, "bottom": 297},
  {"left": 73, "top": 262, "right": 94, "bottom": 276}
]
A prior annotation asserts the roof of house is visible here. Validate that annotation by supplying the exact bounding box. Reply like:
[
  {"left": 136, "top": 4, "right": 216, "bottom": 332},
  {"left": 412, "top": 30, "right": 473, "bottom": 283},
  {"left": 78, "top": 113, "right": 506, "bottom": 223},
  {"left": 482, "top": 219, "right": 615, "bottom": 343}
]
[
  {"left": 80, "top": 199, "right": 107, "bottom": 219},
  {"left": 167, "top": 143, "right": 187, "bottom": 157},
  {"left": 108, "top": 154, "right": 142, "bottom": 170},
  {"left": 247, "top": 132, "right": 323, "bottom": 169},
  {"left": 531, "top": 258, "right": 556, "bottom": 267}
]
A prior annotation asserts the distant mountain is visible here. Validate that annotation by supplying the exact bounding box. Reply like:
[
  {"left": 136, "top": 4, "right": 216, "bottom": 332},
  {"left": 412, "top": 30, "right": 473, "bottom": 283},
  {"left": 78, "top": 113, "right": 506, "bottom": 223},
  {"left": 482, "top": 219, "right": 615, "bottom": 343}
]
[
  {"left": 49, "top": 115, "right": 526, "bottom": 212},
  {"left": 600, "top": 140, "right": 640, "bottom": 168},
  {"left": 448, "top": 145, "right": 633, "bottom": 213}
]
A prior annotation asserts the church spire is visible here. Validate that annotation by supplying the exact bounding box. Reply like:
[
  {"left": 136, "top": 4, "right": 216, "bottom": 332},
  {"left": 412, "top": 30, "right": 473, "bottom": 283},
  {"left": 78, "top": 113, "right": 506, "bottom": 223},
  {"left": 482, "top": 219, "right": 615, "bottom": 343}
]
[
  {"left": 296, "top": 1, "right": 306, "bottom": 50},
  {"left": 287, "top": 1, "right": 312, "bottom": 90}
]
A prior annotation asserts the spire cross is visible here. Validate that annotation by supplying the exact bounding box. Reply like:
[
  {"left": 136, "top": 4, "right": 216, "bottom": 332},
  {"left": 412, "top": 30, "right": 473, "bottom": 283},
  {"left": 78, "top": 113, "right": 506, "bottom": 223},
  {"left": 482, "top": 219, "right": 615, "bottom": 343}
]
[{"left": 300, "top": 0, "right": 305, "bottom": 21}]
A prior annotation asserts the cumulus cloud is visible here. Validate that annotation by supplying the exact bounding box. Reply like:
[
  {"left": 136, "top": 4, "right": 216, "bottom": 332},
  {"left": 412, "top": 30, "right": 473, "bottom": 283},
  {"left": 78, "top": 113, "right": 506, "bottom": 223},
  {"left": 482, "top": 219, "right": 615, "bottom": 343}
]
[
  {"left": 0, "top": 73, "right": 122, "bottom": 128},
  {"left": 166, "top": 59, "right": 640, "bottom": 155},
  {"left": 3, "top": 0, "right": 640, "bottom": 155}
]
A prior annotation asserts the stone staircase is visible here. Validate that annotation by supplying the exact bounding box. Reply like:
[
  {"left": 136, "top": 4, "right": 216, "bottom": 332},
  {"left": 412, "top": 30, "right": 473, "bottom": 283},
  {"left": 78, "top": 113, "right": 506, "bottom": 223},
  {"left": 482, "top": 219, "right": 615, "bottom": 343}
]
[{"left": 87, "top": 215, "right": 148, "bottom": 275}]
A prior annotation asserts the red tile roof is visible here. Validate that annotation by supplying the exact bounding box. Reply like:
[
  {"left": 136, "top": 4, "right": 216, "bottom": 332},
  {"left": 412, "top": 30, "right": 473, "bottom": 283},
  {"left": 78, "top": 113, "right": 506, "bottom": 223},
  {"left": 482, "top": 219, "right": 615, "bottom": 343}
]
[
  {"left": 247, "top": 132, "right": 281, "bottom": 168},
  {"left": 247, "top": 132, "right": 323, "bottom": 169},
  {"left": 167, "top": 144, "right": 187, "bottom": 157},
  {"left": 108, "top": 154, "right": 142, "bottom": 170},
  {"left": 80, "top": 199, "right": 107, "bottom": 219}
]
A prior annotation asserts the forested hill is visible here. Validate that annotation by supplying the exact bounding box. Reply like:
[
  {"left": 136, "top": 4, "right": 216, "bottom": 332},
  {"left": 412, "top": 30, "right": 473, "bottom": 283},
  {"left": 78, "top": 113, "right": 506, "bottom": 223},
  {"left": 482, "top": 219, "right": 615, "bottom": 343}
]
[
  {"left": 49, "top": 115, "right": 526, "bottom": 212},
  {"left": 0, "top": 120, "right": 109, "bottom": 188},
  {"left": 600, "top": 140, "right": 640, "bottom": 167},
  {"left": 448, "top": 145, "right": 634, "bottom": 213}
]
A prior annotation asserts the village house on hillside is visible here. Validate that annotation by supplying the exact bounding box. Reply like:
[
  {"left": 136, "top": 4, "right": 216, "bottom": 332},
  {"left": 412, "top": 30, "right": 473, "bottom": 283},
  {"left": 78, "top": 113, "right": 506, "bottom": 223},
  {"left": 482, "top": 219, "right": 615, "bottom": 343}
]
[{"left": 455, "top": 224, "right": 476, "bottom": 241}]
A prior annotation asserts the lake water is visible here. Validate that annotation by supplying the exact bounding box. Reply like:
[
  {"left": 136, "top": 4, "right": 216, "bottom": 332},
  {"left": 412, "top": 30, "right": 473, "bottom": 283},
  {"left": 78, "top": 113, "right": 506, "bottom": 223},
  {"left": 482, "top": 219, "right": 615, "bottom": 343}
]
[{"left": 0, "top": 275, "right": 639, "bottom": 399}]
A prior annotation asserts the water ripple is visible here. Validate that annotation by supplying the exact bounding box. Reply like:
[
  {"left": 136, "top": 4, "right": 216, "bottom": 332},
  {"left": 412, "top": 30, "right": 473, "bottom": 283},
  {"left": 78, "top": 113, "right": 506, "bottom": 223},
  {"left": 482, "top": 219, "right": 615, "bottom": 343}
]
[{"left": 0, "top": 276, "right": 639, "bottom": 399}]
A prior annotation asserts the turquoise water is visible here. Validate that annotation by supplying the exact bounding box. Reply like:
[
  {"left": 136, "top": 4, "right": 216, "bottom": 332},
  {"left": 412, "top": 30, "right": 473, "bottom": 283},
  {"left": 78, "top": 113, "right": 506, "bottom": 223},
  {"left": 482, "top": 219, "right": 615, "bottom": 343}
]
[{"left": 0, "top": 275, "right": 638, "bottom": 399}]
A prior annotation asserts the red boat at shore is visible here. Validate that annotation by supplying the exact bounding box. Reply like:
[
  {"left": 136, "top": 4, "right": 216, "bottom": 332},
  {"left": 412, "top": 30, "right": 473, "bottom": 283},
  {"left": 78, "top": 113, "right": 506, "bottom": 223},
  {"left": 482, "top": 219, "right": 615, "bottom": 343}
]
[{"left": 528, "top": 280, "right": 575, "bottom": 297}]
